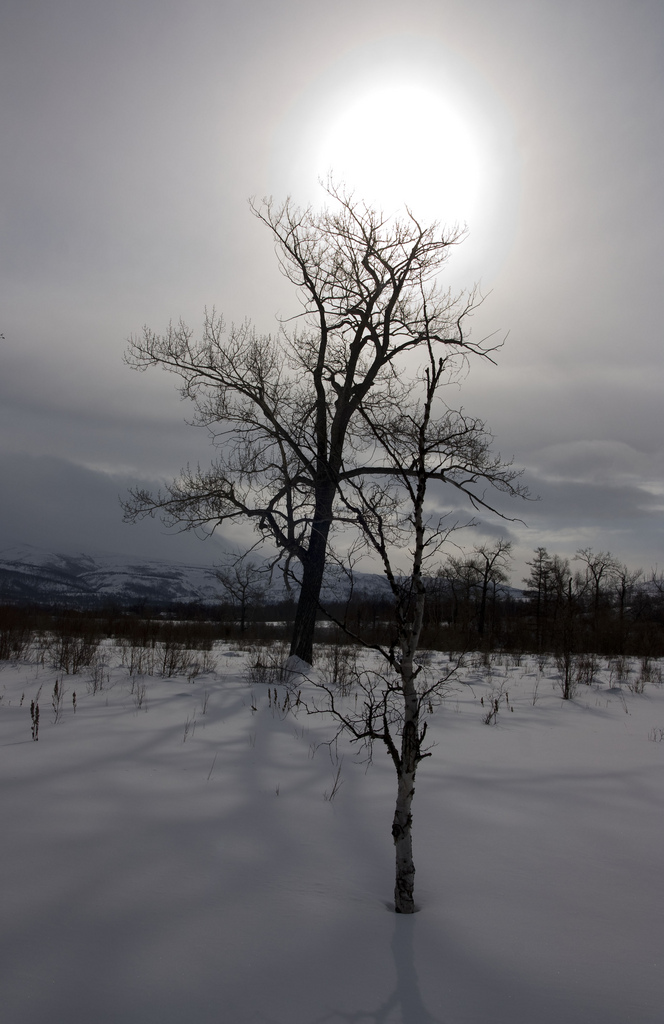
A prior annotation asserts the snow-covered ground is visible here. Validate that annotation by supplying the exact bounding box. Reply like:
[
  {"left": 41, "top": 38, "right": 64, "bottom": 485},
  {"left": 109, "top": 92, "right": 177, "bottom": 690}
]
[{"left": 1, "top": 642, "right": 663, "bottom": 1024}]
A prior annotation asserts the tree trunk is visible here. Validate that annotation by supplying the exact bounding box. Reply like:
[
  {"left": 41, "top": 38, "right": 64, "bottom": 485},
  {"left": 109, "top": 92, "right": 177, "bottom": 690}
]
[
  {"left": 392, "top": 658, "right": 421, "bottom": 914},
  {"left": 392, "top": 756, "right": 417, "bottom": 913},
  {"left": 478, "top": 579, "right": 489, "bottom": 637},
  {"left": 290, "top": 557, "right": 326, "bottom": 665},
  {"left": 289, "top": 484, "right": 335, "bottom": 665},
  {"left": 392, "top": 709, "right": 420, "bottom": 914}
]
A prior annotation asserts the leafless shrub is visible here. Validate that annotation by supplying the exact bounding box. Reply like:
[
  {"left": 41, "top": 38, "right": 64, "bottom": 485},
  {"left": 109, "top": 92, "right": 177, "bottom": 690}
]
[
  {"left": 481, "top": 681, "right": 511, "bottom": 724},
  {"left": 635, "top": 656, "right": 662, "bottom": 689},
  {"left": 0, "top": 622, "right": 32, "bottom": 661},
  {"left": 50, "top": 634, "right": 100, "bottom": 675},
  {"left": 555, "top": 650, "right": 577, "bottom": 700},
  {"left": 639, "top": 655, "right": 654, "bottom": 684},
  {"left": 319, "top": 645, "right": 357, "bottom": 697},
  {"left": 123, "top": 642, "right": 155, "bottom": 677},
  {"left": 609, "top": 656, "right": 631, "bottom": 687},
  {"left": 531, "top": 675, "right": 541, "bottom": 706},
  {"left": 246, "top": 649, "right": 274, "bottom": 686},
  {"left": 131, "top": 678, "right": 147, "bottom": 711},
  {"left": 159, "top": 640, "right": 198, "bottom": 678},
  {"left": 245, "top": 643, "right": 289, "bottom": 686},
  {"left": 186, "top": 648, "right": 217, "bottom": 683},
  {"left": 628, "top": 655, "right": 656, "bottom": 693},
  {"left": 575, "top": 653, "right": 598, "bottom": 687},
  {"left": 87, "top": 649, "right": 110, "bottom": 694},
  {"left": 122, "top": 637, "right": 195, "bottom": 678}
]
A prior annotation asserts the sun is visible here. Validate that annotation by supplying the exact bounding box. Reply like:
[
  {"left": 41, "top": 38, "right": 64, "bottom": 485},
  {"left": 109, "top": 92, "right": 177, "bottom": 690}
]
[
  {"left": 313, "top": 83, "right": 483, "bottom": 226},
  {"left": 268, "top": 41, "right": 521, "bottom": 284}
]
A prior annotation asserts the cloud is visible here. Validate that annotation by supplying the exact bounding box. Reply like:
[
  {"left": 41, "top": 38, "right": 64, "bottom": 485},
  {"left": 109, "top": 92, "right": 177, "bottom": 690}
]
[
  {"left": 0, "top": 452, "right": 230, "bottom": 564},
  {"left": 527, "top": 439, "right": 661, "bottom": 489},
  {"left": 501, "top": 472, "right": 664, "bottom": 579}
]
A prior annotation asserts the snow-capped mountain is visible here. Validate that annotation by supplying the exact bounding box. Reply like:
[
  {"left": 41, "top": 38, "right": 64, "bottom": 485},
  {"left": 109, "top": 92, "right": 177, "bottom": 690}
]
[
  {"left": 0, "top": 544, "right": 392, "bottom": 607},
  {"left": 0, "top": 544, "right": 227, "bottom": 606}
]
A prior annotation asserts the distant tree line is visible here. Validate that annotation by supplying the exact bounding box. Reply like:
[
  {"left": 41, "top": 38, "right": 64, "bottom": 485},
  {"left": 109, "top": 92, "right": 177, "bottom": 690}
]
[
  {"left": 416, "top": 543, "right": 663, "bottom": 658},
  {"left": 2, "top": 543, "right": 663, "bottom": 659},
  {"left": 308, "top": 541, "right": 664, "bottom": 658}
]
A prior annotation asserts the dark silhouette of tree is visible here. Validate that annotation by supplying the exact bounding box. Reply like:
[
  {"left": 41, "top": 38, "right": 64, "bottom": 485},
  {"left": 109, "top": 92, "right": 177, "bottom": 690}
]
[
  {"left": 446, "top": 539, "right": 513, "bottom": 641},
  {"left": 574, "top": 548, "right": 621, "bottom": 634},
  {"left": 215, "top": 554, "right": 266, "bottom": 632},
  {"left": 523, "top": 546, "right": 552, "bottom": 651},
  {"left": 124, "top": 187, "right": 507, "bottom": 664}
]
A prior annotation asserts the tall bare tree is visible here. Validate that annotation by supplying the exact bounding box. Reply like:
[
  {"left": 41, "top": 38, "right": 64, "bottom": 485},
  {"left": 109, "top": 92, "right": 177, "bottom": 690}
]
[
  {"left": 124, "top": 188, "right": 500, "bottom": 664},
  {"left": 574, "top": 548, "right": 621, "bottom": 626}
]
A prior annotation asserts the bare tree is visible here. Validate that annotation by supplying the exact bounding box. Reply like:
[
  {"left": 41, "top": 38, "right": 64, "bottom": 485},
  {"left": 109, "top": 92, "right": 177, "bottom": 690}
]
[
  {"left": 612, "top": 563, "right": 643, "bottom": 620},
  {"left": 289, "top": 334, "right": 524, "bottom": 913},
  {"left": 546, "top": 555, "right": 588, "bottom": 697},
  {"left": 215, "top": 554, "right": 267, "bottom": 632},
  {"left": 474, "top": 540, "right": 513, "bottom": 638},
  {"left": 605, "top": 562, "right": 642, "bottom": 654},
  {"left": 649, "top": 568, "right": 664, "bottom": 601},
  {"left": 123, "top": 187, "right": 502, "bottom": 665},
  {"left": 574, "top": 548, "right": 621, "bottom": 629},
  {"left": 447, "top": 539, "right": 512, "bottom": 639},
  {"left": 445, "top": 550, "right": 482, "bottom": 635}
]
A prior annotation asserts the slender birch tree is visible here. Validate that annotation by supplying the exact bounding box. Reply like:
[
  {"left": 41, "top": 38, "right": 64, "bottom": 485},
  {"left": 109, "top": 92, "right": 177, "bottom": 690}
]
[{"left": 287, "top": 335, "right": 524, "bottom": 913}]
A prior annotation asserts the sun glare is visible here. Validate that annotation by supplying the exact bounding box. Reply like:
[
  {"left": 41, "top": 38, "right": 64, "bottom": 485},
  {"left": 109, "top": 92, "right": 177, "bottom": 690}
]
[
  {"left": 314, "top": 84, "right": 483, "bottom": 226},
  {"left": 269, "top": 42, "right": 521, "bottom": 284}
]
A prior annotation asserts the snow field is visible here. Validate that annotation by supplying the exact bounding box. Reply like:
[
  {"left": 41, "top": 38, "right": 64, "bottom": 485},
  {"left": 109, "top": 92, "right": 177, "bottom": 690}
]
[{"left": 1, "top": 643, "right": 663, "bottom": 1023}]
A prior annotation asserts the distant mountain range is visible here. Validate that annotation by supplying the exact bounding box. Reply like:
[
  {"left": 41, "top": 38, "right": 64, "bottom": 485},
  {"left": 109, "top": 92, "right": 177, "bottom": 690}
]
[
  {"left": 0, "top": 544, "right": 392, "bottom": 608},
  {"left": 0, "top": 544, "right": 526, "bottom": 609},
  {"left": 0, "top": 545, "right": 221, "bottom": 606}
]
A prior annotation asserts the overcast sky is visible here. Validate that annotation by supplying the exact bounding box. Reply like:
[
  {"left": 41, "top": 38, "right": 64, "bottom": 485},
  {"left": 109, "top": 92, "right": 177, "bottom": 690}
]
[{"left": 1, "top": 0, "right": 663, "bottom": 583}]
